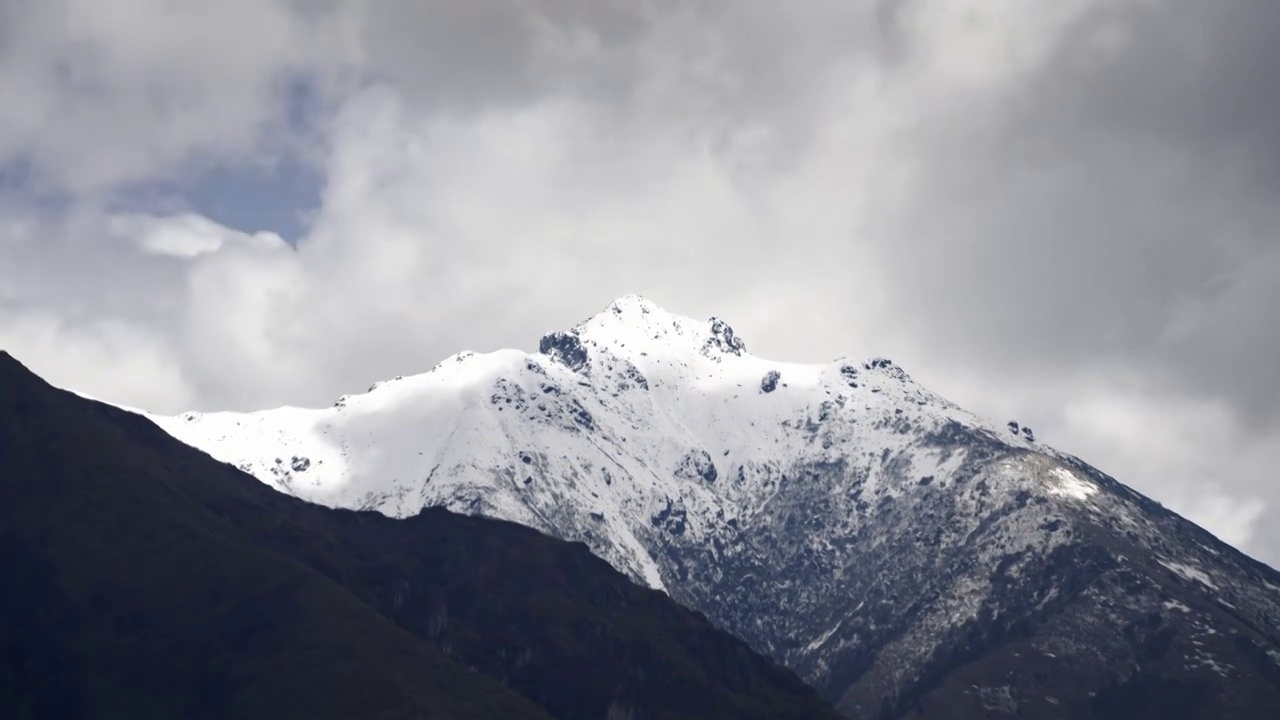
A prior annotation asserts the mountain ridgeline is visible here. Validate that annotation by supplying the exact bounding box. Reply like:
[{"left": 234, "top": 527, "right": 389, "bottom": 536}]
[
  {"left": 146, "top": 295, "right": 1280, "bottom": 719},
  {"left": 0, "top": 350, "right": 839, "bottom": 719}
]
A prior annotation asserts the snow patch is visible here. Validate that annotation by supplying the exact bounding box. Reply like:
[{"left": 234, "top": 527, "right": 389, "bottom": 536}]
[
  {"left": 1046, "top": 467, "right": 1097, "bottom": 502},
  {"left": 806, "top": 619, "right": 843, "bottom": 653},
  {"left": 1159, "top": 560, "right": 1219, "bottom": 591}
]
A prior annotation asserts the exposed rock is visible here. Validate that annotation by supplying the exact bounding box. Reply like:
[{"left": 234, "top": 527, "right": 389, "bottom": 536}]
[
  {"left": 704, "top": 316, "right": 747, "bottom": 356},
  {"left": 839, "top": 364, "right": 860, "bottom": 388},
  {"left": 539, "top": 331, "right": 589, "bottom": 371},
  {"left": 762, "top": 370, "right": 782, "bottom": 393},
  {"left": 651, "top": 497, "right": 689, "bottom": 537},
  {"left": 675, "top": 449, "right": 718, "bottom": 483}
]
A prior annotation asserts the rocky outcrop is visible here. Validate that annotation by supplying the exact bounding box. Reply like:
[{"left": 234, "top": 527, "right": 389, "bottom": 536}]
[
  {"left": 703, "top": 316, "right": 746, "bottom": 357},
  {"left": 539, "top": 330, "right": 589, "bottom": 371},
  {"left": 761, "top": 370, "right": 781, "bottom": 393}
]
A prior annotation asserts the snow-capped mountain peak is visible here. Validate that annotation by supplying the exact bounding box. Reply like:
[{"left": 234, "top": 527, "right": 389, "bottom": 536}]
[
  {"left": 149, "top": 296, "right": 1010, "bottom": 583},
  {"left": 140, "top": 295, "right": 1280, "bottom": 718},
  {"left": 555, "top": 293, "right": 752, "bottom": 371}
]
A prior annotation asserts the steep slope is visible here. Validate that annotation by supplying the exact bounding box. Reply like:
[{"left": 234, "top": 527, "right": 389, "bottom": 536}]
[
  {"left": 144, "top": 295, "right": 1280, "bottom": 718},
  {"left": 0, "top": 350, "right": 839, "bottom": 720}
]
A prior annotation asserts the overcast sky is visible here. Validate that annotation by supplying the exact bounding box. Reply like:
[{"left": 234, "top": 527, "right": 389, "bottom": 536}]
[{"left": 2, "top": 0, "right": 1277, "bottom": 567}]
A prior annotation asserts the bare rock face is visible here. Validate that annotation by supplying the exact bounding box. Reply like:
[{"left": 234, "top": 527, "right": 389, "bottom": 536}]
[
  {"left": 539, "top": 330, "right": 589, "bottom": 371},
  {"left": 146, "top": 297, "right": 1280, "bottom": 719}
]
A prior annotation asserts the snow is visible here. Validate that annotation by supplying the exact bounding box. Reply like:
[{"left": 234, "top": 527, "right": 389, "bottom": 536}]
[
  {"left": 1163, "top": 599, "right": 1192, "bottom": 613},
  {"left": 805, "top": 619, "right": 844, "bottom": 653},
  {"left": 1046, "top": 468, "right": 1098, "bottom": 502},
  {"left": 129, "top": 297, "right": 1272, "bottom": 591},
  {"left": 1158, "top": 559, "right": 1220, "bottom": 591},
  {"left": 142, "top": 296, "right": 1030, "bottom": 586},
  {"left": 132, "top": 295, "right": 1136, "bottom": 598}
]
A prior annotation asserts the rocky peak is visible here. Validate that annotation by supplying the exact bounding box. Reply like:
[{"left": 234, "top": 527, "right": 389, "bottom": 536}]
[
  {"left": 703, "top": 316, "right": 747, "bottom": 357},
  {"left": 573, "top": 296, "right": 749, "bottom": 365},
  {"left": 604, "top": 293, "right": 663, "bottom": 316}
]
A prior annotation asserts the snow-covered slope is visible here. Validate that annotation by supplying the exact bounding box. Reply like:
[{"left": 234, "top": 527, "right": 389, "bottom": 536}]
[{"left": 144, "top": 295, "right": 1280, "bottom": 718}]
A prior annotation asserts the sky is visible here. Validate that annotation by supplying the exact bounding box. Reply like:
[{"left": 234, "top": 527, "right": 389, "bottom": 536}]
[{"left": 1, "top": 1, "right": 1278, "bottom": 567}]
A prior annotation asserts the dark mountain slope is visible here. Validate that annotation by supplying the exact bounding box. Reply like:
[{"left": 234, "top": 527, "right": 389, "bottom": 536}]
[
  {"left": 0, "top": 351, "right": 838, "bottom": 720},
  {"left": 814, "top": 439, "right": 1280, "bottom": 720}
]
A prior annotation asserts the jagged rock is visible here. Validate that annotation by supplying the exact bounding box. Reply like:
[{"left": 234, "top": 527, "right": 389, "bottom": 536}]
[
  {"left": 539, "top": 331, "right": 589, "bottom": 371},
  {"left": 675, "top": 449, "right": 718, "bottom": 483},
  {"left": 619, "top": 362, "right": 650, "bottom": 392},
  {"left": 839, "top": 364, "right": 860, "bottom": 388},
  {"left": 651, "top": 498, "right": 688, "bottom": 536},
  {"left": 704, "top": 316, "right": 746, "bottom": 356},
  {"left": 761, "top": 370, "right": 781, "bottom": 393}
]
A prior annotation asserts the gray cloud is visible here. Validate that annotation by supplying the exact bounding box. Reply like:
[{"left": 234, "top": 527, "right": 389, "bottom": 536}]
[
  {"left": 892, "top": 0, "right": 1280, "bottom": 397},
  {"left": 849, "top": 0, "right": 1280, "bottom": 562},
  {"left": 1, "top": 0, "right": 1277, "bottom": 566}
]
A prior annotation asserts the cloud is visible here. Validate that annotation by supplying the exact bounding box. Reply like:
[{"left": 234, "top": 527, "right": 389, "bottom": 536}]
[
  {"left": 0, "top": 301, "right": 197, "bottom": 412},
  {"left": 0, "top": 0, "right": 356, "bottom": 193},
  {"left": 867, "top": 0, "right": 1280, "bottom": 422},
  {"left": 1051, "top": 378, "right": 1271, "bottom": 552},
  {"left": 1, "top": 0, "right": 1278, "bottom": 567}
]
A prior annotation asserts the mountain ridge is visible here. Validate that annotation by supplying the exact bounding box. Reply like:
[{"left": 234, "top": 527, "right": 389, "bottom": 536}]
[
  {"left": 108, "top": 297, "right": 1280, "bottom": 717},
  {"left": 0, "top": 348, "right": 841, "bottom": 719},
  {"left": 144, "top": 294, "right": 1035, "bottom": 589}
]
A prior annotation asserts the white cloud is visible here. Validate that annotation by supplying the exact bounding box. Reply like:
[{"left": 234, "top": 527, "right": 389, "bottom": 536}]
[
  {"left": 108, "top": 212, "right": 285, "bottom": 258},
  {"left": 0, "top": 307, "right": 197, "bottom": 411},
  {"left": 0, "top": 0, "right": 358, "bottom": 191}
]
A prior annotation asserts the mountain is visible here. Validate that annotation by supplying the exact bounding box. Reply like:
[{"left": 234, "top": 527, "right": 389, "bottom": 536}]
[
  {"left": 142, "top": 295, "right": 1280, "bottom": 718},
  {"left": 0, "top": 350, "right": 841, "bottom": 720}
]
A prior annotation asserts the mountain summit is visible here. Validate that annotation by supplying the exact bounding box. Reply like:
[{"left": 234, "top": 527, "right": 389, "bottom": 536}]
[
  {"left": 150, "top": 295, "right": 987, "bottom": 589},
  {"left": 144, "top": 296, "right": 1280, "bottom": 718}
]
